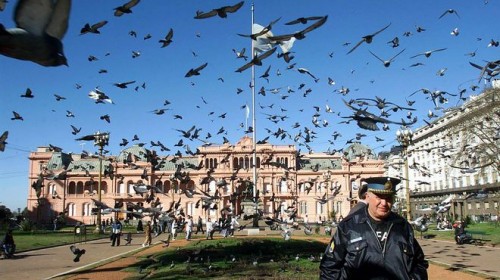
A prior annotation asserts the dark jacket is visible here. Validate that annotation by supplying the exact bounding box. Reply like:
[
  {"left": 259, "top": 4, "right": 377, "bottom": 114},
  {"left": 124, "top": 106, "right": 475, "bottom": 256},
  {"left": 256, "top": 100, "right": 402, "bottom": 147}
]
[{"left": 320, "top": 208, "right": 428, "bottom": 280}]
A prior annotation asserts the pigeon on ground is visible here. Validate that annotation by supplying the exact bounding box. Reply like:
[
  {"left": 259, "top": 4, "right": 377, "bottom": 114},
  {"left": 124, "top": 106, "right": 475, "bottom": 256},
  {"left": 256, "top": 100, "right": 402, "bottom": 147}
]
[
  {"left": 69, "top": 245, "right": 86, "bottom": 262},
  {"left": 0, "top": 0, "right": 71, "bottom": 66}
]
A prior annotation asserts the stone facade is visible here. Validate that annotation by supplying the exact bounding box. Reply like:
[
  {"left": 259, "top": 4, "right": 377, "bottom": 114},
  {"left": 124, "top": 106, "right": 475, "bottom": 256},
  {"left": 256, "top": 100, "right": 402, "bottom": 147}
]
[{"left": 390, "top": 84, "right": 500, "bottom": 221}]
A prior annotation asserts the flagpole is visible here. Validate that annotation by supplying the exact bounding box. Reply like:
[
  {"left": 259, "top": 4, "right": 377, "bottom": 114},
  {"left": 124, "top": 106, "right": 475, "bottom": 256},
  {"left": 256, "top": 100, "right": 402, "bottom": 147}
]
[{"left": 251, "top": 2, "right": 259, "bottom": 228}]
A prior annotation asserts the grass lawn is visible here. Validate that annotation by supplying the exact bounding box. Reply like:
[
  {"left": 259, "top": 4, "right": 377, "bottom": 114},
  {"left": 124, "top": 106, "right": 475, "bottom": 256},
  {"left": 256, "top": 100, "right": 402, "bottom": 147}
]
[
  {"left": 422, "top": 222, "right": 500, "bottom": 245},
  {"left": 123, "top": 237, "right": 325, "bottom": 280}
]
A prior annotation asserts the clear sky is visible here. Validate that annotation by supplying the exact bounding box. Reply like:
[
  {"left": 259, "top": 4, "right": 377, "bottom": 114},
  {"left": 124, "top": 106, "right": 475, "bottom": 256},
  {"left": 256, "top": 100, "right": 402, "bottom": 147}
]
[{"left": 0, "top": 0, "right": 498, "bottom": 212}]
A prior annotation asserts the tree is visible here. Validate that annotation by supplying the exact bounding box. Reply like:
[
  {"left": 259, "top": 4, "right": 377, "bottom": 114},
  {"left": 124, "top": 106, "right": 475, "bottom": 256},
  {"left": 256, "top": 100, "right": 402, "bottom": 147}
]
[{"left": 0, "top": 205, "right": 13, "bottom": 228}]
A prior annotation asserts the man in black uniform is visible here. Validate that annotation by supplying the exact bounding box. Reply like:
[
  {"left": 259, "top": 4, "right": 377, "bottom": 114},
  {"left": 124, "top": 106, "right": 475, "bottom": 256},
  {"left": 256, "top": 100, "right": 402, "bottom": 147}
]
[{"left": 320, "top": 176, "right": 428, "bottom": 279}]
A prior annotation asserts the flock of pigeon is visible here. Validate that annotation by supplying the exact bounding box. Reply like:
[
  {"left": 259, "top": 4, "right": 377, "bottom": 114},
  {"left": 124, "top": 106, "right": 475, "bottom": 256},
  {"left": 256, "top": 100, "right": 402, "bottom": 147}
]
[{"left": 1, "top": 0, "right": 498, "bottom": 162}]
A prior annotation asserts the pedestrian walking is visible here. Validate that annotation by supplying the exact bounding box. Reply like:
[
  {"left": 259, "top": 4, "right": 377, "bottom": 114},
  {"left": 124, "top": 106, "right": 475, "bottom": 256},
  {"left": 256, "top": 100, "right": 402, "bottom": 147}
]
[
  {"left": 205, "top": 218, "right": 214, "bottom": 240},
  {"left": 229, "top": 216, "right": 239, "bottom": 237},
  {"left": 171, "top": 217, "right": 177, "bottom": 240},
  {"left": 136, "top": 219, "right": 143, "bottom": 233},
  {"left": 195, "top": 216, "right": 204, "bottom": 234},
  {"left": 142, "top": 221, "right": 152, "bottom": 247},
  {"left": 111, "top": 219, "right": 122, "bottom": 246},
  {"left": 53, "top": 217, "right": 58, "bottom": 231},
  {"left": 1, "top": 229, "right": 16, "bottom": 258},
  {"left": 185, "top": 215, "right": 193, "bottom": 241}
]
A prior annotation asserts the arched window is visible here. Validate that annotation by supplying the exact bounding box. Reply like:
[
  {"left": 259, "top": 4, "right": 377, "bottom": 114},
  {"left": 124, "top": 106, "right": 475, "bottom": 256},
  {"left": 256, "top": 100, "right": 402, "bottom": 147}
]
[
  {"left": 214, "top": 159, "right": 218, "bottom": 169},
  {"left": 67, "top": 203, "right": 76, "bottom": 216},
  {"left": 244, "top": 157, "right": 250, "bottom": 169},
  {"left": 280, "top": 179, "right": 288, "bottom": 193},
  {"left": 239, "top": 157, "right": 244, "bottom": 168},
  {"left": 205, "top": 158, "right": 209, "bottom": 169},
  {"left": 256, "top": 157, "right": 261, "bottom": 168},
  {"left": 76, "top": 181, "right": 84, "bottom": 194},
  {"left": 233, "top": 158, "right": 239, "bottom": 169},
  {"left": 187, "top": 202, "right": 195, "bottom": 216},
  {"left": 208, "top": 180, "right": 216, "bottom": 194},
  {"left": 83, "top": 203, "right": 91, "bottom": 216},
  {"left": 68, "top": 182, "right": 76, "bottom": 194},
  {"left": 300, "top": 201, "right": 308, "bottom": 215},
  {"left": 316, "top": 201, "right": 325, "bottom": 215}
]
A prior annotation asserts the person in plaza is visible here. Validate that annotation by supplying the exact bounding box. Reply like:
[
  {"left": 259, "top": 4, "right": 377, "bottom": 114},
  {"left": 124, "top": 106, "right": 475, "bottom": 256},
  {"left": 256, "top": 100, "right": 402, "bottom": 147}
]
[
  {"left": 205, "top": 217, "right": 214, "bottom": 240},
  {"left": 171, "top": 217, "right": 178, "bottom": 241},
  {"left": 136, "top": 219, "right": 143, "bottom": 233},
  {"left": 142, "top": 221, "right": 152, "bottom": 247},
  {"left": 229, "top": 215, "right": 239, "bottom": 237},
  {"left": 53, "top": 217, "right": 58, "bottom": 231},
  {"left": 1, "top": 229, "right": 16, "bottom": 258},
  {"left": 320, "top": 176, "right": 428, "bottom": 279},
  {"left": 347, "top": 181, "right": 368, "bottom": 216},
  {"left": 195, "top": 216, "right": 204, "bottom": 234},
  {"left": 111, "top": 219, "right": 122, "bottom": 246},
  {"left": 185, "top": 215, "right": 194, "bottom": 241},
  {"left": 453, "top": 220, "right": 471, "bottom": 244}
]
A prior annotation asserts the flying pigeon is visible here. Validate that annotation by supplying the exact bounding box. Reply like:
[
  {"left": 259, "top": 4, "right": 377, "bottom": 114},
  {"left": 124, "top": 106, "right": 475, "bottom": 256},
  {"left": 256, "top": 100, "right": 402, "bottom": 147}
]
[
  {"left": 347, "top": 23, "right": 391, "bottom": 54},
  {"left": 80, "top": 21, "right": 108, "bottom": 35},
  {"left": 114, "top": 0, "right": 140, "bottom": 17},
  {"left": 0, "top": 131, "right": 8, "bottom": 152},
  {"left": 194, "top": 1, "right": 244, "bottom": 19},
  {"left": 0, "top": 0, "right": 71, "bottom": 66},
  {"left": 69, "top": 245, "right": 86, "bottom": 262},
  {"left": 185, "top": 62, "right": 208, "bottom": 77}
]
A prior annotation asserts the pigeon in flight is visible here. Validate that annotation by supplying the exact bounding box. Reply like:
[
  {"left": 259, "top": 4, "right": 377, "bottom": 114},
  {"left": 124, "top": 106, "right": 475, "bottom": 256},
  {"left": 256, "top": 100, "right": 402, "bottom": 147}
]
[
  {"left": 114, "top": 0, "right": 141, "bottom": 17},
  {"left": 20, "top": 88, "right": 34, "bottom": 98},
  {"left": 410, "top": 48, "right": 447, "bottom": 59},
  {"left": 235, "top": 47, "right": 276, "bottom": 72},
  {"left": 11, "top": 111, "right": 23, "bottom": 121},
  {"left": 268, "top": 15, "right": 327, "bottom": 41},
  {"left": 69, "top": 245, "right": 86, "bottom": 262},
  {"left": 0, "top": 131, "right": 8, "bottom": 152},
  {"left": 114, "top": 81, "right": 136, "bottom": 88},
  {"left": 0, "top": 0, "right": 71, "bottom": 66},
  {"left": 285, "top": 16, "right": 324, "bottom": 25},
  {"left": 438, "top": 8, "right": 460, "bottom": 19},
  {"left": 194, "top": 1, "right": 244, "bottom": 19},
  {"left": 368, "top": 48, "right": 405, "bottom": 67},
  {"left": 185, "top": 62, "right": 208, "bottom": 77},
  {"left": 159, "top": 28, "right": 173, "bottom": 47},
  {"left": 80, "top": 21, "right": 108, "bottom": 35},
  {"left": 347, "top": 23, "right": 391, "bottom": 54}
]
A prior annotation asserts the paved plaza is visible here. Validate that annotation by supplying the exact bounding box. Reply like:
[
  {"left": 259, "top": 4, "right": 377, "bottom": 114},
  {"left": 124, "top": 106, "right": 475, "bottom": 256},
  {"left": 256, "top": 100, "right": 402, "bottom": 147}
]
[{"left": 0, "top": 234, "right": 499, "bottom": 280}]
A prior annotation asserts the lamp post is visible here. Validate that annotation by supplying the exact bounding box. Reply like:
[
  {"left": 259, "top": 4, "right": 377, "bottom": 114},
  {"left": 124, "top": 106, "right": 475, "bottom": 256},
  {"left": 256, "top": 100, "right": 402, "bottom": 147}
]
[
  {"left": 93, "top": 131, "right": 109, "bottom": 234},
  {"left": 396, "top": 127, "right": 413, "bottom": 221},
  {"left": 323, "top": 169, "right": 332, "bottom": 220}
]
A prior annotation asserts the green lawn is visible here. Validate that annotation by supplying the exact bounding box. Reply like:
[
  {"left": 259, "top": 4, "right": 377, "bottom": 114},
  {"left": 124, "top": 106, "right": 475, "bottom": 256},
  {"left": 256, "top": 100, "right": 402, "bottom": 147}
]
[
  {"left": 421, "top": 222, "right": 500, "bottom": 245},
  {"left": 123, "top": 237, "right": 325, "bottom": 280}
]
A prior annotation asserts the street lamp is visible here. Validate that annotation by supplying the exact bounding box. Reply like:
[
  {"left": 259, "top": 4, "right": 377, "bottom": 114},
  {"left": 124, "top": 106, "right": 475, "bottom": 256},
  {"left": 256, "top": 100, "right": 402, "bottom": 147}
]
[
  {"left": 93, "top": 131, "right": 109, "bottom": 234},
  {"left": 396, "top": 127, "right": 413, "bottom": 220},
  {"left": 323, "top": 169, "right": 332, "bottom": 221}
]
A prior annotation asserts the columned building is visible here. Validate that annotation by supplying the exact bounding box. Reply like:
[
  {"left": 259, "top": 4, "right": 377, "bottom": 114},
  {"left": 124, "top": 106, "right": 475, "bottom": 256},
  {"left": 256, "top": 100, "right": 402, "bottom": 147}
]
[
  {"left": 405, "top": 83, "right": 499, "bottom": 221},
  {"left": 27, "top": 137, "right": 384, "bottom": 226}
]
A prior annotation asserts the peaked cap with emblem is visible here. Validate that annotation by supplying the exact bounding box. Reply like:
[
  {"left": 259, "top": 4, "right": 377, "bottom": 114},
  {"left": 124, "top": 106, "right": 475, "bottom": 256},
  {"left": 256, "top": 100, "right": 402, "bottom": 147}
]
[{"left": 365, "top": 176, "right": 401, "bottom": 195}]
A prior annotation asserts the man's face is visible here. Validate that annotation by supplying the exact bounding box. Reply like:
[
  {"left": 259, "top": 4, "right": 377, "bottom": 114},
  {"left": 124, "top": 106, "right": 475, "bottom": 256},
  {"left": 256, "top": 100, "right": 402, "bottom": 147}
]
[{"left": 367, "top": 191, "right": 394, "bottom": 221}]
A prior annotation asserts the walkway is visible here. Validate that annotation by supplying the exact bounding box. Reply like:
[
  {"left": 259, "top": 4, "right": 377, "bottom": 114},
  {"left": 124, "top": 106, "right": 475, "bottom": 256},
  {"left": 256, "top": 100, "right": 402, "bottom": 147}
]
[{"left": 0, "top": 233, "right": 499, "bottom": 279}]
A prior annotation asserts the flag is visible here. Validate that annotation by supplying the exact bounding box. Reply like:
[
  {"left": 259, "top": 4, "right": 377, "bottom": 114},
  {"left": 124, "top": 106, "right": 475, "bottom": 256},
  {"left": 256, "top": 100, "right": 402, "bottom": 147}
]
[{"left": 252, "top": 23, "right": 296, "bottom": 55}]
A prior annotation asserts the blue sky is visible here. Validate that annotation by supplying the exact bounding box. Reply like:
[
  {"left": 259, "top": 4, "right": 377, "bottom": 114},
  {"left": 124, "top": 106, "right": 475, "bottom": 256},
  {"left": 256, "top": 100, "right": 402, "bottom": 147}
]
[{"left": 0, "top": 0, "right": 498, "bottom": 211}]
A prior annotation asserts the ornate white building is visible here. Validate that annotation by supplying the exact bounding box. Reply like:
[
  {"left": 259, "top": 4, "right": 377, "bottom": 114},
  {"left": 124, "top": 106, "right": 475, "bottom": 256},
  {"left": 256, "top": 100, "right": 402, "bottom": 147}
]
[{"left": 389, "top": 83, "right": 500, "bottom": 221}]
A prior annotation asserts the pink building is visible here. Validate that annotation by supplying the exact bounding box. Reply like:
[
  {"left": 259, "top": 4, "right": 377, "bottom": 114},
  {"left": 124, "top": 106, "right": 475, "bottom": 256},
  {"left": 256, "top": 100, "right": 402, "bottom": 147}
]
[{"left": 26, "top": 136, "right": 384, "bottom": 226}]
